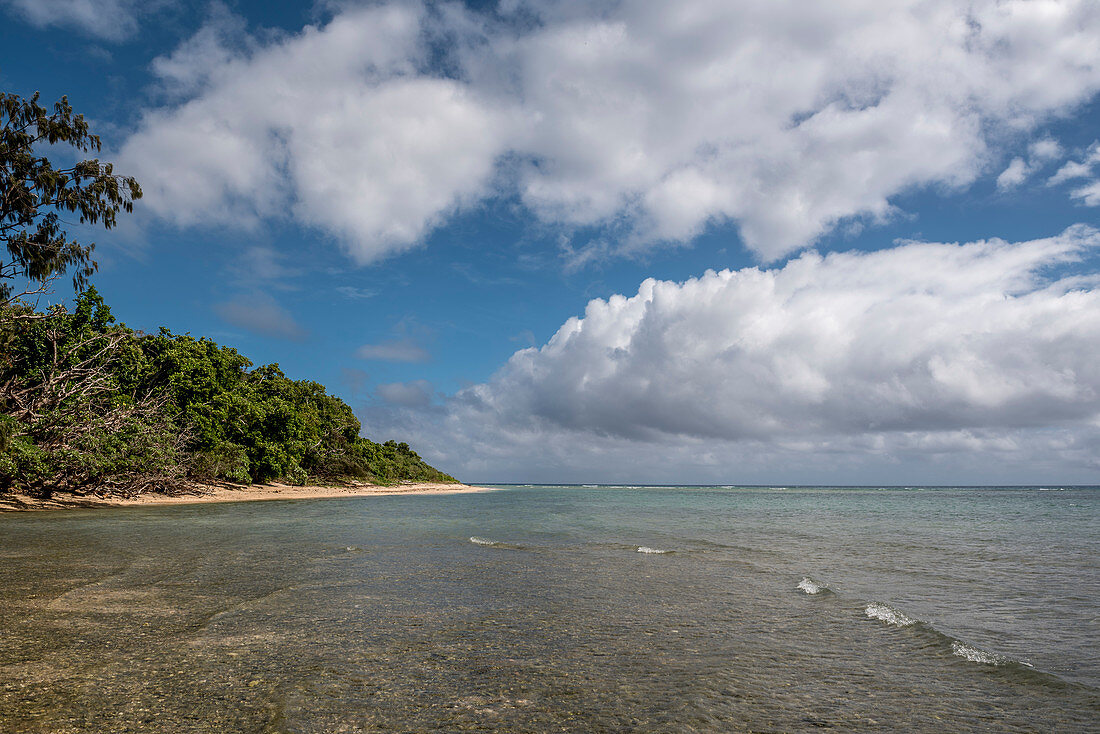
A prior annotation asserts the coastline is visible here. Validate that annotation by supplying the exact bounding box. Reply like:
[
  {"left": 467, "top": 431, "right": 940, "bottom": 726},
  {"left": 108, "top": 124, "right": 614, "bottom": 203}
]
[{"left": 0, "top": 481, "right": 496, "bottom": 512}]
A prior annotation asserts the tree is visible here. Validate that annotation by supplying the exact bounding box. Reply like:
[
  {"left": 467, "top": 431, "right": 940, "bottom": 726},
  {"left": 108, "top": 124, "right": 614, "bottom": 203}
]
[{"left": 1, "top": 91, "right": 141, "bottom": 306}]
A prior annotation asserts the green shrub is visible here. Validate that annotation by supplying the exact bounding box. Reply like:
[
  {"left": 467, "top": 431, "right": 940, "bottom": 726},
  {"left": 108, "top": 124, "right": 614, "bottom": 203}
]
[{"left": 0, "top": 289, "right": 455, "bottom": 496}]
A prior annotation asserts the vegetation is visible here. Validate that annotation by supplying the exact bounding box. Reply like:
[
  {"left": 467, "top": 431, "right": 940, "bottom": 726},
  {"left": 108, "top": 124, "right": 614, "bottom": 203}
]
[
  {"left": 0, "top": 288, "right": 456, "bottom": 497},
  {"left": 0, "top": 91, "right": 454, "bottom": 498},
  {"left": 1, "top": 91, "right": 141, "bottom": 306}
]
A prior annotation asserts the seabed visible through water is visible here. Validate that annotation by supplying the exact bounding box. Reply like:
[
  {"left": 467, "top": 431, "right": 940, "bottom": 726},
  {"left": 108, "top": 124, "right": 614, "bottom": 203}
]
[{"left": 1, "top": 485, "right": 1097, "bottom": 732}]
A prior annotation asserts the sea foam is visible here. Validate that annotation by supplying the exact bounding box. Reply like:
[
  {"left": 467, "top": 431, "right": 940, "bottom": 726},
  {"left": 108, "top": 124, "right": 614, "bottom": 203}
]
[
  {"left": 865, "top": 602, "right": 916, "bottom": 627},
  {"left": 469, "top": 537, "right": 499, "bottom": 546},
  {"left": 637, "top": 546, "right": 670, "bottom": 554},
  {"left": 797, "top": 577, "right": 826, "bottom": 595}
]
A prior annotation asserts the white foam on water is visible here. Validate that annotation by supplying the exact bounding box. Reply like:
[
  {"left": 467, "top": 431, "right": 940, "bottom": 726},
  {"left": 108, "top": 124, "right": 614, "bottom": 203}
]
[
  {"left": 952, "top": 641, "right": 1009, "bottom": 666},
  {"left": 637, "top": 546, "right": 670, "bottom": 554},
  {"left": 865, "top": 602, "right": 916, "bottom": 627},
  {"left": 1037, "top": 487, "right": 1065, "bottom": 491},
  {"left": 469, "top": 537, "right": 499, "bottom": 546},
  {"left": 797, "top": 577, "right": 826, "bottom": 595}
]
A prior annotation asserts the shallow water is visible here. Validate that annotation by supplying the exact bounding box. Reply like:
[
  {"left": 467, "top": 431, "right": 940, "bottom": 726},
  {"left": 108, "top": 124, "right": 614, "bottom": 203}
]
[{"left": 1, "top": 485, "right": 1097, "bottom": 732}]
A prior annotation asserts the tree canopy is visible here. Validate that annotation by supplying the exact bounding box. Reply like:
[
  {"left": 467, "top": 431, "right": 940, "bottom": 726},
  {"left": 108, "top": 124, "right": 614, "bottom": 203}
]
[
  {"left": 1, "top": 91, "right": 142, "bottom": 305},
  {"left": 0, "top": 91, "right": 454, "bottom": 497},
  {"left": 0, "top": 288, "right": 455, "bottom": 496}
]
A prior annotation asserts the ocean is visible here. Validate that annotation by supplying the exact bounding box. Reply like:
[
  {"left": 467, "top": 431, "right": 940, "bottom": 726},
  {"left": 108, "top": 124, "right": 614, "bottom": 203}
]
[{"left": 1, "top": 485, "right": 1097, "bottom": 732}]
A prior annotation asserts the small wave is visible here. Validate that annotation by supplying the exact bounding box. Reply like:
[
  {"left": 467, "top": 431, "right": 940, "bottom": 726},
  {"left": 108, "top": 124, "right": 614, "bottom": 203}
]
[
  {"left": 797, "top": 577, "right": 827, "bottom": 595},
  {"left": 951, "top": 641, "right": 1012, "bottom": 666},
  {"left": 637, "top": 546, "right": 670, "bottom": 554},
  {"left": 469, "top": 537, "right": 499, "bottom": 546},
  {"left": 865, "top": 602, "right": 916, "bottom": 627},
  {"left": 1037, "top": 487, "right": 1065, "bottom": 491}
]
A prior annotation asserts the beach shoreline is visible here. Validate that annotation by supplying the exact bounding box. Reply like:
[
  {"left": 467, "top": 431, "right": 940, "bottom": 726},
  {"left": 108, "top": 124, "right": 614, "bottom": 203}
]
[{"left": 0, "top": 481, "right": 496, "bottom": 512}]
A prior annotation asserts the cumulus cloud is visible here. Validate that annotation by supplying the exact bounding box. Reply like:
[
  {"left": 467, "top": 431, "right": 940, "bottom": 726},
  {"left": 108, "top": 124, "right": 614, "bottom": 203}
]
[
  {"left": 356, "top": 340, "right": 429, "bottom": 363},
  {"left": 1049, "top": 141, "right": 1100, "bottom": 206},
  {"left": 2, "top": 0, "right": 169, "bottom": 40},
  {"left": 996, "top": 158, "right": 1030, "bottom": 190},
  {"left": 1029, "top": 137, "right": 1063, "bottom": 164},
  {"left": 118, "top": 3, "right": 511, "bottom": 263},
  {"left": 997, "top": 137, "right": 1064, "bottom": 190},
  {"left": 117, "top": 0, "right": 1100, "bottom": 263},
  {"left": 214, "top": 293, "right": 308, "bottom": 341},
  {"left": 362, "top": 226, "right": 1100, "bottom": 483}
]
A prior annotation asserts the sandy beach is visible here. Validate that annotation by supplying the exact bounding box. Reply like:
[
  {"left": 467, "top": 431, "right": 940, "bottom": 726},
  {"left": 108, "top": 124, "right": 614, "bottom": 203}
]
[{"left": 0, "top": 481, "right": 495, "bottom": 512}]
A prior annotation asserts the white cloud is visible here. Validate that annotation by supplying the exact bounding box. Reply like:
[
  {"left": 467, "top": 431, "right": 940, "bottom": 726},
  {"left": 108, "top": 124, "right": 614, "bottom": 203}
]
[
  {"left": 117, "top": 0, "right": 1100, "bottom": 264},
  {"left": 356, "top": 340, "right": 429, "bottom": 363},
  {"left": 149, "top": 3, "right": 246, "bottom": 97},
  {"left": 493, "top": 0, "right": 1099, "bottom": 260},
  {"left": 363, "top": 226, "right": 1100, "bottom": 483},
  {"left": 2, "top": 0, "right": 169, "bottom": 40},
  {"left": 997, "top": 158, "right": 1030, "bottom": 190},
  {"left": 1050, "top": 160, "right": 1094, "bottom": 185},
  {"left": 1049, "top": 142, "right": 1100, "bottom": 205},
  {"left": 118, "top": 3, "right": 512, "bottom": 263},
  {"left": 997, "top": 136, "right": 1064, "bottom": 190},
  {"left": 1070, "top": 180, "right": 1100, "bottom": 206},
  {"left": 1029, "top": 137, "right": 1063, "bottom": 163},
  {"left": 214, "top": 293, "right": 308, "bottom": 341}
]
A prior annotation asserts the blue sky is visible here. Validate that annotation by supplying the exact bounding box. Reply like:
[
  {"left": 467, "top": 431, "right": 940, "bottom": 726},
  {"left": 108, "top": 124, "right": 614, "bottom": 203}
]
[{"left": 3, "top": 0, "right": 1100, "bottom": 484}]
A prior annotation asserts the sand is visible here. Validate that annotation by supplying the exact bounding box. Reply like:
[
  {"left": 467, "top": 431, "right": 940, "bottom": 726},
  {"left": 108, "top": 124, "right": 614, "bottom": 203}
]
[{"left": 0, "top": 481, "right": 496, "bottom": 512}]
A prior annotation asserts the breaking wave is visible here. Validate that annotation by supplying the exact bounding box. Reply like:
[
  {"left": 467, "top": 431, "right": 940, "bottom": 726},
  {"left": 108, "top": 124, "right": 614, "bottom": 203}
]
[
  {"left": 469, "top": 537, "right": 499, "bottom": 546},
  {"left": 797, "top": 577, "right": 827, "bottom": 595},
  {"left": 865, "top": 602, "right": 917, "bottom": 627},
  {"left": 801, "top": 583, "right": 1055, "bottom": 684},
  {"left": 637, "top": 546, "right": 671, "bottom": 554},
  {"left": 952, "top": 641, "right": 1013, "bottom": 666}
]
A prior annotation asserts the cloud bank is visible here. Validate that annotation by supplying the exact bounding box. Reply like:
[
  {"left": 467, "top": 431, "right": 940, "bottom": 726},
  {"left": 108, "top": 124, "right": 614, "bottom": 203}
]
[
  {"left": 362, "top": 227, "right": 1100, "bottom": 483},
  {"left": 118, "top": 0, "right": 1100, "bottom": 263}
]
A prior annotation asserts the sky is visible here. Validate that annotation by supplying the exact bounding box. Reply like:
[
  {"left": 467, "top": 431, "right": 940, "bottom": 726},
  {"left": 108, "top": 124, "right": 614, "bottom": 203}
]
[{"left": 2, "top": 0, "right": 1100, "bottom": 485}]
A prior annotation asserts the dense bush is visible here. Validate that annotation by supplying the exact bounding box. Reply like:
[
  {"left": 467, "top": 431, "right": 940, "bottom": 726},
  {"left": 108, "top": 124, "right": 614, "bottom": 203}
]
[{"left": 0, "top": 289, "right": 455, "bottom": 496}]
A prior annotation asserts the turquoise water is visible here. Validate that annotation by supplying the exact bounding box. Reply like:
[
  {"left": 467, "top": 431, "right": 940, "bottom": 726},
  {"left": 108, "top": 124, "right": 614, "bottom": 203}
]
[{"left": 1, "top": 485, "right": 1097, "bottom": 732}]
